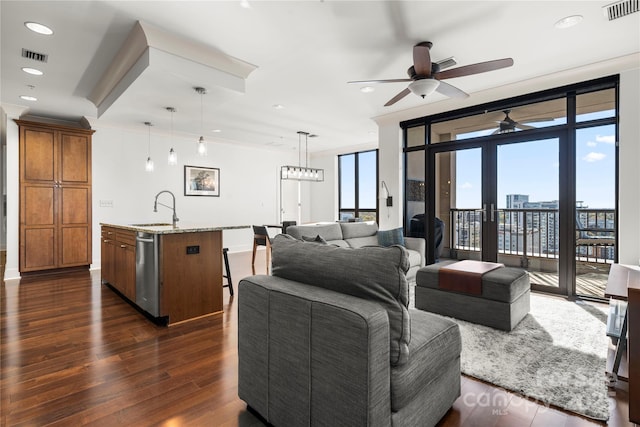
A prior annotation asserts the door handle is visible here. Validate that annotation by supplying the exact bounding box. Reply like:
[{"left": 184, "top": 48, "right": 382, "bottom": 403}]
[
  {"left": 476, "top": 204, "right": 487, "bottom": 222},
  {"left": 490, "top": 204, "right": 496, "bottom": 222}
]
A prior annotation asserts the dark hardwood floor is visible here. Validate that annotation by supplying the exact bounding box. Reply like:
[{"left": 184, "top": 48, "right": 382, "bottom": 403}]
[{"left": 1, "top": 250, "right": 633, "bottom": 426}]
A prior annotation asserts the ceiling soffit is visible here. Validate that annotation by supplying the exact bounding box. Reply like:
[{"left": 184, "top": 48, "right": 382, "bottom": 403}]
[{"left": 88, "top": 20, "right": 257, "bottom": 117}]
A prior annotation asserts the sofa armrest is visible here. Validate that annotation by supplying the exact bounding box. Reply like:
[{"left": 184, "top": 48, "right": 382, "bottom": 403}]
[
  {"left": 238, "top": 275, "right": 391, "bottom": 427},
  {"left": 404, "top": 237, "right": 426, "bottom": 267}
]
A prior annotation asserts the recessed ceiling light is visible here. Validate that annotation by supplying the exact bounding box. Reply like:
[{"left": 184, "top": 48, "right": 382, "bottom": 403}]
[
  {"left": 25, "top": 21, "right": 53, "bottom": 35},
  {"left": 20, "top": 95, "right": 37, "bottom": 101},
  {"left": 22, "top": 67, "right": 43, "bottom": 76},
  {"left": 554, "top": 15, "right": 583, "bottom": 29},
  {"left": 360, "top": 86, "right": 375, "bottom": 93},
  {"left": 211, "top": 129, "right": 222, "bottom": 133},
  {"left": 273, "top": 104, "right": 284, "bottom": 110},
  {"left": 240, "top": 0, "right": 251, "bottom": 8}
]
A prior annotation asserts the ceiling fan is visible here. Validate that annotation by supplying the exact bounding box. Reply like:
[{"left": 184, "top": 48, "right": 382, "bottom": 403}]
[
  {"left": 492, "top": 109, "right": 555, "bottom": 134},
  {"left": 348, "top": 41, "right": 514, "bottom": 107}
]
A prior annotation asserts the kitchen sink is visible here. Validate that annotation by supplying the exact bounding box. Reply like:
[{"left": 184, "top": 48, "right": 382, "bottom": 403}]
[{"left": 130, "top": 223, "right": 173, "bottom": 227}]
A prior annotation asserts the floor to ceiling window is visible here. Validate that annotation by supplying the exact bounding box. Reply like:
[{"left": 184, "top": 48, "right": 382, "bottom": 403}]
[
  {"left": 402, "top": 76, "right": 618, "bottom": 298},
  {"left": 339, "top": 150, "right": 378, "bottom": 222}
]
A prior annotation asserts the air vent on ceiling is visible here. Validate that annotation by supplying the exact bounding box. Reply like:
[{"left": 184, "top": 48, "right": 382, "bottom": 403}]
[
  {"left": 436, "top": 57, "right": 457, "bottom": 70},
  {"left": 603, "top": 0, "right": 639, "bottom": 20},
  {"left": 21, "top": 48, "right": 48, "bottom": 63}
]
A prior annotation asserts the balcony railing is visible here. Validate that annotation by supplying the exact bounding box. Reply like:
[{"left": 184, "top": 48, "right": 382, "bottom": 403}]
[{"left": 449, "top": 208, "right": 615, "bottom": 265}]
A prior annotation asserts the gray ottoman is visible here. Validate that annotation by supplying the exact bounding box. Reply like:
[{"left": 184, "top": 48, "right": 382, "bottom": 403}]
[{"left": 415, "top": 260, "right": 530, "bottom": 331}]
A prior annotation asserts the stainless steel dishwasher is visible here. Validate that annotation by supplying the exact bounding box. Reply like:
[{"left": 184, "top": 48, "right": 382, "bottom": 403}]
[{"left": 135, "top": 232, "right": 160, "bottom": 317}]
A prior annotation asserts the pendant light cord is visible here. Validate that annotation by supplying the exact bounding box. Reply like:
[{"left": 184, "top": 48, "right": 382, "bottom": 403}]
[{"left": 146, "top": 122, "right": 152, "bottom": 156}]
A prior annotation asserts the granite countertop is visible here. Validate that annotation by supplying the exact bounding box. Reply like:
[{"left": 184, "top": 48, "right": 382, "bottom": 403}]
[{"left": 100, "top": 222, "right": 250, "bottom": 234}]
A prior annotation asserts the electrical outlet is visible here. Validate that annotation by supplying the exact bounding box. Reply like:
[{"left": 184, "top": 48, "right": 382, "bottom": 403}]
[
  {"left": 386, "top": 196, "right": 393, "bottom": 207},
  {"left": 99, "top": 200, "right": 113, "bottom": 207}
]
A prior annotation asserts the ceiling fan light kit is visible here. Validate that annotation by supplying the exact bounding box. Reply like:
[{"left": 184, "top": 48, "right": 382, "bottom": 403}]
[
  {"left": 408, "top": 79, "right": 440, "bottom": 98},
  {"left": 348, "top": 41, "right": 514, "bottom": 106}
]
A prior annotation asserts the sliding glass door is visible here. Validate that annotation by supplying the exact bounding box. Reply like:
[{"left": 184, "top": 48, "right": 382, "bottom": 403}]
[
  {"left": 495, "top": 137, "right": 562, "bottom": 292},
  {"left": 430, "top": 134, "right": 565, "bottom": 293},
  {"left": 403, "top": 77, "right": 618, "bottom": 297}
]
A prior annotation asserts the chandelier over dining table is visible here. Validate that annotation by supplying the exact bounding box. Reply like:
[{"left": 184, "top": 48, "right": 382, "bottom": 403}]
[{"left": 280, "top": 131, "right": 324, "bottom": 182}]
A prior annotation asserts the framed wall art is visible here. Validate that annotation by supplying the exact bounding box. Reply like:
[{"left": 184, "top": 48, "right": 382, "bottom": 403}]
[{"left": 184, "top": 165, "right": 220, "bottom": 197}]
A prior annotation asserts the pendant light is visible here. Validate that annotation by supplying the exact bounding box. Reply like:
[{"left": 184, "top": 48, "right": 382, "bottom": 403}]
[
  {"left": 280, "top": 131, "right": 324, "bottom": 182},
  {"left": 144, "top": 122, "right": 154, "bottom": 172},
  {"left": 195, "top": 87, "right": 207, "bottom": 156},
  {"left": 166, "top": 107, "right": 178, "bottom": 165}
]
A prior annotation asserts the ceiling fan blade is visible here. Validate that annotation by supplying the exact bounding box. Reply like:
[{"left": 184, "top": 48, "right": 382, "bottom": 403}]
[
  {"left": 435, "top": 80, "right": 469, "bottom": 99},
  {"left": 516, "top": 123, "right": 535, "bottom": 130},
  {"left": 384, "top": 88, "right": 411, "bottom": 107},
  {"left": 348, "top": 78, "right": 412, "bottom": 84},
  {"left": 519, "top": 116, "right": 556, "bottom": 124},
  {"left": 413, "top": 42, "right": 432, "bottom": 77},
  {"left": 435, "top": 58, "right": 514, "bottom": 80}
]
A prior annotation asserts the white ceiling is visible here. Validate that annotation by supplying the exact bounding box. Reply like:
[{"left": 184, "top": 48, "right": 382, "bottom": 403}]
[{"left": 1, "top": 1, "right": 639, "bottom": 153}]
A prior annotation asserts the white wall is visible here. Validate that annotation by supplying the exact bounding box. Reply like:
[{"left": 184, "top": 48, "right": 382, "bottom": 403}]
[
  {"left": 2, "top": 117, "right": 301, "bottom": 279},
  {"left": 3, "top": 109, "right": 21, "bottom": 279},
  {"left": 90, "top": 125, "right": 301, "bottom": 263},
  {"left": 1, "top": 108, "right": 6, "bottom": 250},
  {"left": 308, "top": 154, "right": 337, "bottom": 222},
  {"left": 618, "top": 68, "right": 640, "bottom": 265}
]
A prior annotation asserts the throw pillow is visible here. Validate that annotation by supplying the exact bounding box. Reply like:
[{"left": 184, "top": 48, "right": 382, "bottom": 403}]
[
  {"left": 271, "top": 234, "right": 411, "bottom": 366},
  {"left": 301, "top": 234, "right": 328, "bottom": 244},
  {"left": 378, "top": 227, "right": 405, "bottom": 247}
]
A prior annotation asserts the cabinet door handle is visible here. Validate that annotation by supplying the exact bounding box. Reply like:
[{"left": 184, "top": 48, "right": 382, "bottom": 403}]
[
  {"left": 120, "top": 245, "right": 126, "bottom": 248},
  {"left": 103, "top": 239, "right": 110, "bottom": 243}
]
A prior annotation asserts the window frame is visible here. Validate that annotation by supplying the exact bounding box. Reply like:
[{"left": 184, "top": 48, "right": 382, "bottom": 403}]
[{"left": 338, "top": 149, "right": 379, "bottom": 222}]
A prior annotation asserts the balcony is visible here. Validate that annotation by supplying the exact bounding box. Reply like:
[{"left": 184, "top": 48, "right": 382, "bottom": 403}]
[{"left": 447, "top": 208, "right": 615, "bottom": 298}]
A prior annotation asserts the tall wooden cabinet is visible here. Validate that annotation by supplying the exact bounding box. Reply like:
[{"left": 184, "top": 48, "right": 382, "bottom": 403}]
[{"left": 17, "top": 119, "right": 94, "bottom": 273}]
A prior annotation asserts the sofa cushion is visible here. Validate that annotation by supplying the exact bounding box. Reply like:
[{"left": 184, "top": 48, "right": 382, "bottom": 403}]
[
  {"left": 339, "top": 222, "right": 378, "bottom": 239},
  {"left": 378, "top": 227, "right": 405, "bottom": 247},
  {"left": 405, "top": 249, "right": 422, "bottom": 270},
  {"left": 271, "top": 234, "right": 411, "bottom": 366},
  {"left": 346, "top": 235, "right": 379, "bottom": 248},
  {"left": 390, "top": 309, "right": 461, "bottom": 411},
  {"left": 286, "top": 223, "right": 344, "bottom": 242},
  {"left": 301, "top": 234, "right": 328, "bottom": 244}
]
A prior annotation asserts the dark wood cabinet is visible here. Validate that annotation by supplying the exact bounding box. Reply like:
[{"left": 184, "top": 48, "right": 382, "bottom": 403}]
[
  {"left": 17, "top": 119, "right": 93, "bottom": 273},
  {"left": 100, "top": 227, "right": 116, "bottom": 287},
  {"left": 114, "top": 230, "right": 136, "bottom": 301},
  {"left": 160, "top": 230, "right": 222, "bottom": 324},
  {"left": 101, "top": 226, "right": 136, "bottom": 302}
]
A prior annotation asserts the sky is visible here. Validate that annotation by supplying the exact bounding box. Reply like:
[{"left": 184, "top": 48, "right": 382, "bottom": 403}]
[
  {"left": 340, "top": 111, "right": 616, "bottom": 214},
  {"left": 455, "top": 119, "right": 615, "bottom": 210}
]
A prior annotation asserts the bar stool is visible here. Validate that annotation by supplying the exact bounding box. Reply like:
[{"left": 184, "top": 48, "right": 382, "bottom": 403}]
[
  {"left": 223, "top": 247, "right": 233, "bottom": 296},
  {"left": 252, "top": 225, "right": 272, "bottom": 273}
]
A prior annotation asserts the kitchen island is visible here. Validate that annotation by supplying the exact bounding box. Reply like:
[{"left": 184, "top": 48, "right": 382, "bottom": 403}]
[{"left": 100, "top": 222, "right": 248, "bottom": 325}]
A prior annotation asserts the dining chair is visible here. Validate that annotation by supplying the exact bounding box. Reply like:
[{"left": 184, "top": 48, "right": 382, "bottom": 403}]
[
  {"left": 222, "top": 247, "right": 233, "bottom": 296},
  {"left": 252, "top": 225, "right": 272, "bottom": 273}
]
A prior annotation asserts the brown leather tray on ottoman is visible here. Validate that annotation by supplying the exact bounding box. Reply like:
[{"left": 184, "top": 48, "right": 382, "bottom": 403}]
[{"left": 415, "top": 260, "right": 530, "bottom": 331}]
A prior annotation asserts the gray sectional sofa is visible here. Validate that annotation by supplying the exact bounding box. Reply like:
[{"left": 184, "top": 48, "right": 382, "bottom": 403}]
[
  {"left": 238, "top": 235, "right": 461, "bottom": 427},
  {"left": 285, "top": 222, "right": 425, "bottom": 283}
]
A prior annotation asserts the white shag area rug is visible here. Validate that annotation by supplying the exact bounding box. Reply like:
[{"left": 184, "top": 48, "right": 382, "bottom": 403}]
[{"left": 412, "top": 290, "right": 610, "bottom": 420}]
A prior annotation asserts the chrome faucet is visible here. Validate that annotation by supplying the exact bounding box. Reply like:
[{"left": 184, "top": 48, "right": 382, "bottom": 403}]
[{"left": 153, "top": 190, "right": 179, "bottom": 227}]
